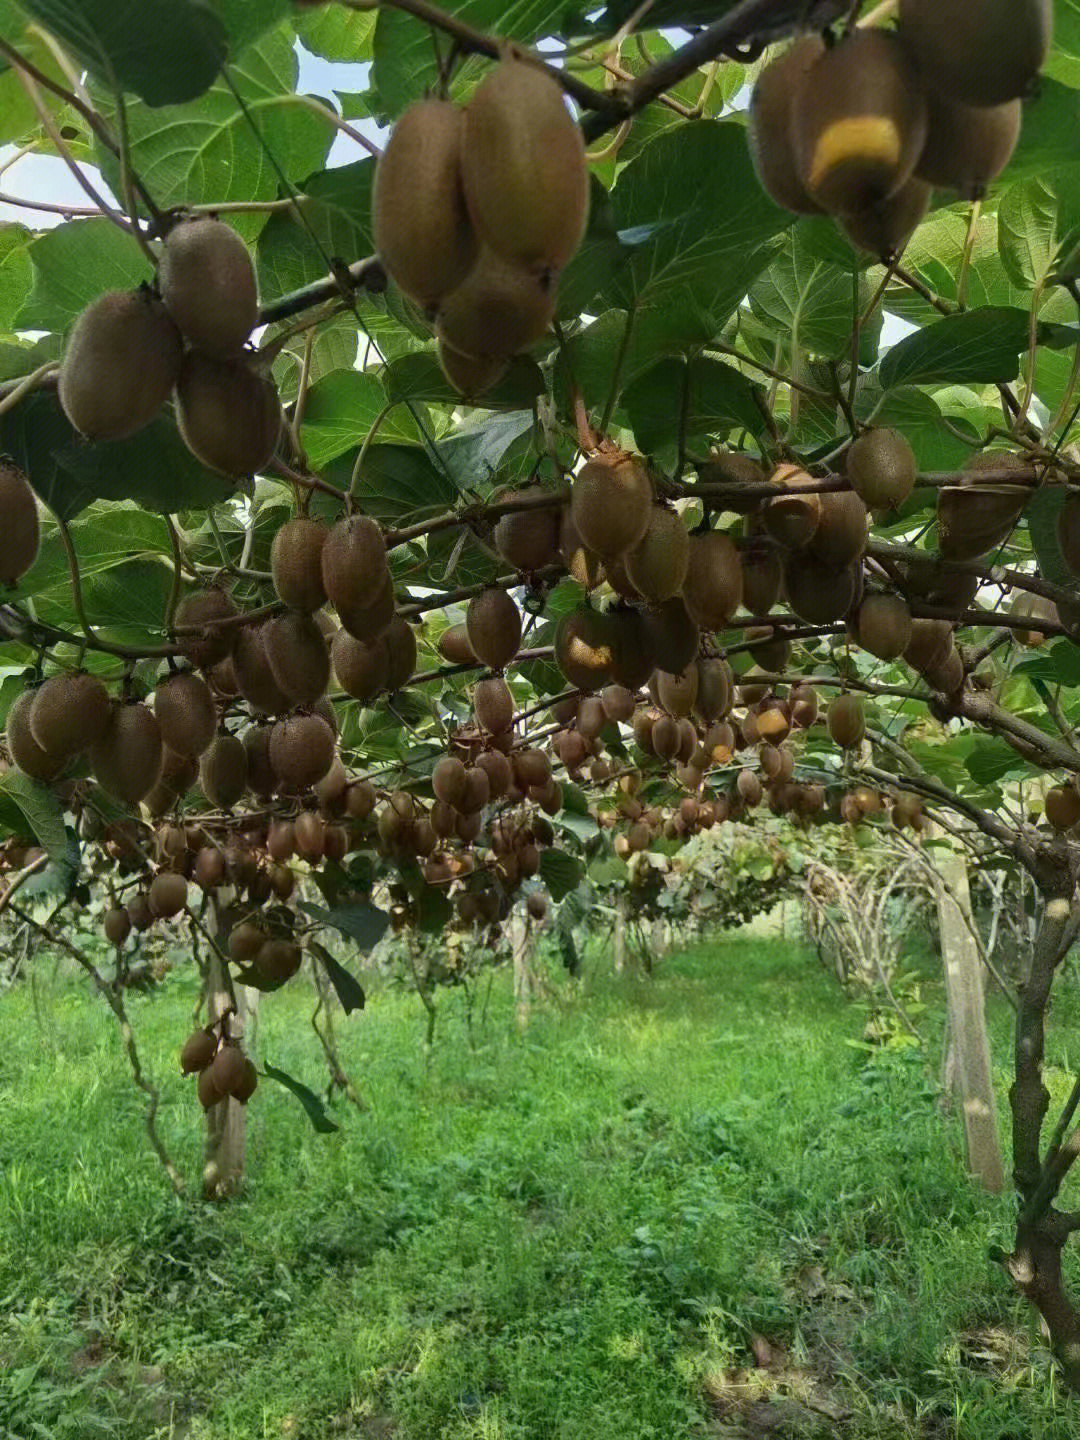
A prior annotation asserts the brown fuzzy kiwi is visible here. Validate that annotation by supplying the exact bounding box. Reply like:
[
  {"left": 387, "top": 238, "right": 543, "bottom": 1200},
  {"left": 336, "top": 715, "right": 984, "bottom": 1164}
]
[
  {"left": 199, "top": 731, "right": 248, "bottom": 809},
  {"left": 640, "top": 599, "right": 699, "bottom": 676},
  {"left": 382, "top": 615, "right": 417, "bottom": 692},
  {"left": 437, "top": 623, "right": 476, "bottom": 665},
  {"left": 898, "top": 0, "right": 1051, "bottom": 107},
  {"left": 937, "top": 453, "right": 1033, "bottom": 560},
  {"left": 254, "top": 939, "right": 303, "bottom": 988},
  {"left": 854, "top": 593, "right": 913, "bottom": 660},
  {"left": 321, "top": 513, "right": 388, "bottom": 619},
  {"left": 437, "top": 249, "right": 556, "bottom": 362},
  {"left": 433, "top": 754, "right": 468, "bottom": 807},
  {"left": 763, "top": 463, "right": 822, "bottom": 549},
  {"left": 467, "top": 587, "right": 522, "bottom": 670},
  {"left": 1011, "top": 593, "right": 1059, "bottom": 648},
  {"left": 149, "top": 871, "right": 188, "bottom": 918},
  {"left": 198, "top": 1066, "right": 225, "bottom": 1110},
  {"left": 601, "top": 684, "right": 636, "bottom": 723},
  {"left": 476, "top": 748, "right": 512, "bottom": 798},
  {"left": 903, "top": 618, "right": 953, "bottom": 673},
  {"left": 846, "top": 428, "right": 917, "bottom": 511},
  {"left": 473, "top": 675, "right": 515, "bottom": 733},
  {"left": 154, "top": 670, "right": 217, "bottom": 757},
  {"left": 0, "top": 461, "right": 39, "bottom": 585},
  {"left": 269, "top": 713, "right": 336, "bottom": 792},
  {"left": 554, "top": 606, "right": 618, "bottom": 691},
  {"left": 175, "top": 587, "right": 237, "bottom": 670},
  {"left": 922, "top": 643, "right": 965, "bottom": 693},
  {"left": 792, "top": 30, "right": 927, "bottom": 214},
  {"left": 232, "top": 623, "right": 293, "bottom": 715},
  {"left": 1046, "top": 784, "right": 1080, "bottom": 832},
  {"left": 747, "top": 36, "right": 827, "bottom": 214},
  {"left": 180, "top": 1027, "right": 217, "bottom": 1075},
  {"left": 840, "top": 176, "right": 932, "bottom": 258},
  {"left": 7, "top": 689, "right": 64, "bottom": 781},
  {"left": 437, "top": 339, "right": 509, "bottom": 399},
  {"left": 30, "top": 672, "right": 111, "bottom": 757},
  {"left": 175, "top": 351, "right": 281, "bottom": 478},
  {"left": 576, "top": 695, "right": 605, "bottom": 739},
  {"left": 745, "top": 626, "right": 791, "bottom": 671},
  {"left": 899, "top": 553, "right": 979, "bottom": 611},
  {"left": 651, "top": 715, "right": 681, "bottom": 760},
  {"left": 682, "top": 530, "right": 743, "bottom": 630},
  {"left": 294, "top": 810, "right": 326, "bottom": 861},
  {"left": 625, "top": 507, "right": 690, "bottom": 604},
  {"left": 228, "top": 921, "right": 266, "bottom": 963},
  {"left": 462, "top": 60, "right": 588, "bottom": 274},
  {"left": 159, "top": 217, "right": 258, "bottom": 356},
  {"left": 336, "top": 567, "right": 396, "bottom": 643},
  {"left": 694, "top": 657, "right": 733, "bottom": 725},
  {"left": 91, "top": 703, "right": 163, "bottom": 804},
  {"left": 607, "top": 608, "right": 657, "bottom": 690},
  {"left": 458, "top": 766, "right": 490, "bottom": 814},
  {"left": 373, "top": 99, "right": 479, "bottom": 310},
  {"left": 656, "top": 665, "right": 699, "bottom": 718},
  {"left": 332, "top": 628, "right": 389, "bottom": 702},
  {"left": 827, "top": 693, "right": 865, "bottom": 750},
  {"left": 59, "top": 288, "right": 183, "bottom": 441},
  {"left": 808, "top": 490, "right": 868, "bottom": 567},
  {"left": 143, "top": 748, "right": 197, "bottom": 817},
  {"left": 271, "top": 517, "right": 328, "bottom": 611},
  {"left": 914, "top": 95, "right": 1021, "bottom": 197},
  {"left": 493, "top": 487, "right": 560, "bottom": 571},
  {"left": 559, "top": 508, "right": 605, "bottom": 590},
  {"left": 264, "top": 611, "right": 331, "bottom": 706},
  {"left": 104, "top": 906, "right": 132, "bottom": 946},
  {"left": 208, "top": 1044, "right": 249, "bottom": 1101},
  {"left": 570, "top": 456, "right": 653, "bottom": 559},
  {"left": 604, "top": 552, "right": 640, "bottom": 602},
  {"left": 741, "top": 548, "right": 782, "bottom": 616},
  {"left": 783, "top": 554, "right": 859, "bottom": 624}
]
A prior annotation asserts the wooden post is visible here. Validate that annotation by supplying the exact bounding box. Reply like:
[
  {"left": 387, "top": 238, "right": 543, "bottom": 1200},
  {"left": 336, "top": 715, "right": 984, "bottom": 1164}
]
[
  {"left": 511, "top": 907, "right": 531, "bottom": 1030},
  {"left": 933, "top": 843, "right": 1006, "bottom": 1195},
  {"left": 202, "top": 897, "right": 254, "bottom": 1200},
  {"left": 614, "top": 893, "right": 628, "bottom": 975}
]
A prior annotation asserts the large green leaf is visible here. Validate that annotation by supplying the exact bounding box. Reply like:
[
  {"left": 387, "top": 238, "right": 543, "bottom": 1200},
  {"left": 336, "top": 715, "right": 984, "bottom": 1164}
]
[
  {"left": 0, "top": 767, "right": 68, "bottom": 859},
  {"left": 16, "top": 506, "right": 172, "bottom": 601},
  {"left": 0, "top": 224, "right": 33, "bottom": 332},
  {"left": 880, "top": 307, "right": 1031, "bottom": 390},
  {"left": 262, "top": 1062, "right": 340, "bottom": 1133},
  {"left": 1027, "top": 486, "right": 1075, "bottom": 590},
  {"left": 298, "top": 370, "right": 410, "bottom": 469},
  {"left": 748, "top": 237, "right": 858, "bottom": 361},
  {"left": 624, "top": 354, "right": 763, "bottom": 466},
  {"left": 998, "top": 178, "right": 1060, "bottom": 292},
  {"left": 293, "top": 3, "right": 376, "bottom": 60},
  {"left": 15, "top": 0, "right": 227, "bottom": 105},
  {"left": 256, "top": 157, "right": 375, "bottom": 301},
  {"left": 324, "top": 442, "right": 459, "bottom": 524},
  {"left": 18, "top": 220, "right": 153, "bottom": 333},
  {"left": 539, "top": 848, "right": 584, "bottom": 902}
]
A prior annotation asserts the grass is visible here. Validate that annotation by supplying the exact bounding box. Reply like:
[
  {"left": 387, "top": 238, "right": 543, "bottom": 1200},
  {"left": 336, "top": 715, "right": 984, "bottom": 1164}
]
[{"left": 0, "top": 936, "right": 1075, "bottom": 1439}]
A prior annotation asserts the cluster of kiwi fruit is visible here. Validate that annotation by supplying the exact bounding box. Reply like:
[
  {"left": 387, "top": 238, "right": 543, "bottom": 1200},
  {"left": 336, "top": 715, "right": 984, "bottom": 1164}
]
[
  {"left": 181, "top": 1026, "right": 258, "bottom": 1110},
  {"left": 58, "top": 217, "right": 281, "bottom": 478},
  {"left": 749, "top": 0, "right": 1050, "bottom": 256},
  {"left": 373, "top": 58, "right": 589, "bottom": 396}
]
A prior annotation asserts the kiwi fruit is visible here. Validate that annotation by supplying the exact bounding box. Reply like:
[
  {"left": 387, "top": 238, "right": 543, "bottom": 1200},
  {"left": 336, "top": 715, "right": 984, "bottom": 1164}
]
[
  {"left": 640, "top": 599, "right": 699, "bottom": 676},
  {"left": 437, "top": 340, "right": 508, "bottom": 398},
  {"left": 559, "top": 508, "right": 605, "bottom": 590},
  {"left": 264, "top": 611, "right": 331, "bottom": 706},
  {"left": 467, "top": 587, "right": 522, "bottom": 671},
  {"left": 382, "top": 615, "right": 417, "bottom": 692},
  {"left": 30, "top": 672, "right": 111, "bottom": 757},
  {"left": 651, "top": 715, "right": 680, "bottom": 761},
  {"left": 0, "top": 461, "right": 39, "bottom": 586},
  {"left": 604, "top": 551, "right": 640, "bottom": 602},
  {"left": 694, "top": 658, "right": 733, "bottom": 725},
  {"left": 682, "top": 530, "right": 743, "bottom": 630},
  {"left": 854, "top": 593, "right": 913, "bottom": 660},
  {"left": 903, "top": 618, "right": 953, "bottom": 673},
  {"left": 846, "top": 428, "right": 917, "bottom": 511},
  {"left": 745, "top": 626, "right": 790, "bottom": 672},
  {"left": 437, "top": 250, "right": 556, "bottom": 362},
  {"left": 7, "top": 689, "right": 64, "bottom": 781},
  {"left": 828, "top": 693, "right": 865, "bottom": 750},
  {"left": 59, "top": 288, "right": 183, "bottom": 441},
  {"left": 747, "top": 36, "right": 826, "bottom": 214},
  {"left": 374, "top": 98, "right": 479, "bottom": 310},
  {"left": 1046, "top": 783, "right": 1080, "bottom": 832},
  {"left": 174, "top": 587, "right": 237, "bottom": 670},
  {"left": 792, "top": 29, "right": 928, "bottom": 215},
  {"left": 609, "top": 607, "right": 658, "bottom": 690},
  {"left": 332, "top": 628, "right": 389, "bottom": 702},
  {"left": 840, "top": 176, "right": 932, "bottom": 258},
  {"left": 474, "top": 675, "right": 515, "bottom": 734},
  {"left": 1011, "top": 592, "right": 1058, "bottom": 647},
  {"left": 269, "top": 713, "right": 336, "bottom": 792},
  {"left": 232, "top": 623, "right": 293, "bottom": 715},
  {"left": 144, "top": 747, "right": 197, "bottom": 817},
  {"left": 438, "top": 623, "right": 476, "bottom": 665},
  {"left": 335, "top": 567, "right": 396, "bottom": 644},
  {"left": 808, "top": 491, "right": 868, "bottom": 567},
  {"left": 922, "top": 643, "right": 965, "bottom": 693},
  {"left": 321, "top": 513, "right": 388, "bottom": 619},
  {"left": 254, "top": 939, "right": 303, "bottom": 988},
  {"left": 149, "top": 871, "right": 188, "bottom": 919},
  {"left": 554, "top": 606, "right": 618, "bottom": 690},
  {"left": 91, "top": 702, "right": 163, "bottom": 805},
  {"left": 601, "top": 684, "right": 636, "bottom": 723},
  {"left": 625, "top": 507, "right": 690, "bottom": 605},
  {"left": 180, "top": 1027, "right": 217, "bottom": 1076},
  {"left": 175, "top": 351, "right": 281, "bottom": 478},
  {"left": 899, "top": 554, "right": 979, "bottom": 612},
  {"left": 783, "top": 554, "right": 859, "bottom": 624},
  {"left": 476, "top": 748, "right": 512, "bottom": 798},
  {"left": 937, "top": 453, "right": 1032, "bottom": 560},
  {"left": 433, "top": 754, "right": 468, "bottom": 807},
  {"left": 199, "top": 731, "right": 248, "bottom": 808},
  {"left": 160, "top": 217, "right": 258, "bottom": 356},
  {"left": 104, "top": 906, "right": 133, "bottom": 947},
  {"left": 570, "top": 456, "right": 653, "bottom": 558},
  {"left": 763, "top": 464, "right": 822, "bottom": 549},
  {"left": 462, "top": 59, "right": 588, "bottom": 274},
  {"left": 656, "top": 665, "right": 699, "bottom": 718},
  {"left": 915, "top": 95, "right": 1022, "bottom": 196},
  {"left": 154, "top": 670, "right": 217, "bottom": 757},
  {"left": 576, "top": 695, "right": 605, "bottom": 739},
  {"left": 493, "top": 487, "right": 561, "bottom": 572},
  {"left": 741, "top": 548, "right": 782, "bottom": 616},
  {"left": 207, "top": 1044, "right": 249, "bottom": 1101},
  {"left": 898, "top": 0, "right": 1051, "bottom": 107},
  {"left": 271, "top": 517, "right": 329, "bottom": 611}
]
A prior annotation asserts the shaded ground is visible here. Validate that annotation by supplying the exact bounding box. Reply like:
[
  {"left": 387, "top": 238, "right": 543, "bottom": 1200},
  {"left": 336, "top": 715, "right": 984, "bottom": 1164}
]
[{"left": 0, "top": 938, "right": 1072, "bottom": 1438}]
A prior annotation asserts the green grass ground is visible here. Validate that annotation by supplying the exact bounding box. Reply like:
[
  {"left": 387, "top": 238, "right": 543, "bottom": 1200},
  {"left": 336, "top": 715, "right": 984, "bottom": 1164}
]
[{"left": 0, "top": 938, "right": 1074, "bottom": 1439}]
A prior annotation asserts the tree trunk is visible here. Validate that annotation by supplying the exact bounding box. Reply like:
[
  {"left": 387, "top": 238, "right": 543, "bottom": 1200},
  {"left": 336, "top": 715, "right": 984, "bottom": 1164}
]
[
  {"left": 933, "top": 845, "right": 1006, "bottom": 1194},
  {"left": 202, "top": 901, "right": 250, "bottom": 1200},
  {"left": 614, "top": 894, "right": 628, "bottom": 975},
  {"left": 511, "top": 908, "right": 531, "bottom": 1030},
  {"left": 651, "top": 917, "right": 667, "bottom": 960}
]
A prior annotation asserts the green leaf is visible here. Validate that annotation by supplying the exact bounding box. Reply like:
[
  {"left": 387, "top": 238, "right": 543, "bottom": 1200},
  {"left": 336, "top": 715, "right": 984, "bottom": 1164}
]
[
  {"left": 299, "top": 370, "right": 394, "bottom": 469},
  {"left": 437, "top": 411, "right": 534, "bottom": 491},
  {"left": 0, "top": 392, "right": 233, "bottom": 521},
  {"left": 1015, "top": 640, "right": 1080, "bottom": 689},
  {"left": 0, "top": 768, "right": 68, "bottom": 859},
  {"left": 965, "top": 735, "right": 1028, "bottom": 787},
  {"left": 998, "top": 178, "right": 1060, "bottom": 291},
  {"left": 18, "top": 219, "right": 153, "bottom": 333},
  {"left": 539, "top": 848, "right": 584, "bottom": 901},
  {"left": 262, "top": 1062, "right": 340, "bottom": 1133},
  {"left": 309, "top": 939, "right": 366, "bottom": 1014},
  {"left": 382, "top": 351, "right": 544, "bottom": 411},
  {"left": 16, "top": 506, "right": 172, "bottom": 602},
  {"left": 257, "top": 157, "right": 375, "bottom": 301},
  {"left": 297, "top": 899, "right": 390, "bottom": 950},
  {"left": 748, "top": 237, "right": 858, "bottom": 361},
  {"left": 325, "top": 442, "right": 460, "bottom": 524},
  {"left": 18, "top": 0, "right": 227, "bottom": 105},
  {"left": 0, "top": 224, "right": 33, "bottom": 332},
  {"left": 1027, "top": 485, "right": 1074, "bottom": 589},
  {"left": 293, "top": 2, "right": 376, "bottom": 59},
  {"left": 879, "top": 307, "right": 1030, "bottom": 389},
  {"left": 860, "top": 386, "right": 982, "bottom": 471},
  {"left": 624, "top": 354, "right": 763, "bottom": 464}
]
